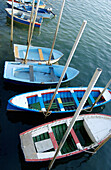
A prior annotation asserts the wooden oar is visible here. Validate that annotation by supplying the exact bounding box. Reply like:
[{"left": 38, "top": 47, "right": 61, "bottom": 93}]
[
  {"left": 88, "top": 79, "right": 111, "bottom": 112},
  {"left": 44, "top": 20, "right": 87, "bottom": 117},
  {"left": 93, "top": 134, "right": 111, "bottom": 154},
  {"left": 24, "top": 0, "right": 40, "bottom": 64},
  {"left": 27, "top": 0, "right": 35, "bottom": 44},
  {"left": 48, "top": 68, "right": 102, "bottom": 170},
  {"left": 48, "top": 0, "right": 65, "bottom": 65},
  {"left": 11, "top": 0, "right": 14, "bottom": 42}
]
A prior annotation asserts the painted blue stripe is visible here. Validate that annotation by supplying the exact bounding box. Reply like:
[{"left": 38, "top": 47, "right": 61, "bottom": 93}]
[
  {"left": 38, "top": 96, "right": 45, "bottom": 109},
  {"left": 56, "top": 93, "right": 64, "bottom": 110},
  {"left": 89, "top": 94, "right": 95, "bottom": 103},
  {"left": 71, "top": 92, "right": 79, "bottom": 107}
]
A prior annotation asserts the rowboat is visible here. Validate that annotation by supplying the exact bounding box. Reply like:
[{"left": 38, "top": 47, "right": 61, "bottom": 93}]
[
  {"left": 14, "top": 44, "right": 63, "bottom": 64},
  {"left": 7, "top": 87, "right": 111, "bottom": 113},
  {"left": 7, "top": 1, "right": 55, "bottom": 19},
  {"left": 19, "top": 113, "right": 111, "bottom": 162},
  {"left": 5, "top": 8, "right": 42, "bottom": 28},
  {"left": 7, "top": 0, "right": 46, "bottom": 9},
  {"left": 4, "top": 61, "right": 79, "bottom": 87}
]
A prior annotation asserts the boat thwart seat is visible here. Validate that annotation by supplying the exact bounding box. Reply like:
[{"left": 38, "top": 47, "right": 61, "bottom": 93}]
[
  {"left": 49, "top": 67, "right": 59, "bottom": 82},
  {"left": 14, "top": 46, "right": 19, "bottom": 58},
  {"left": 29, "top": 65, "right": 34, "bottom": 81},
  {"left": 38, "top": 49, "right": 44, "bottom": 60}
]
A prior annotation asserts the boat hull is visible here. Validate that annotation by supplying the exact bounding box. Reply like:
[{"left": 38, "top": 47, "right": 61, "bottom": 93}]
[
  {"left": 5, "top": 8, "right": 42, "bottom": 27},
  {"left": 14, "top": 44, "right": 63, "bottom": 64},
  {"left": 7, "top": 0, "right": 46, "bottom": 9},
  {"left": 19, "top": 114, "right": 111, "bottom": 162},
  {"left": 4, "top": 61, "right": 79, "bottom": 87},
  {"left": 7, "top": 1, "right": 53, "bottom": 19},
  {"left": 7, "top": 87, "right": 111, "bottom": 114}
]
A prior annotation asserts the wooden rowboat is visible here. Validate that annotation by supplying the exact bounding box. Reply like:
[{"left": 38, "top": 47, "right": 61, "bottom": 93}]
[
  {"left": 7, "top": 1, "right": 55, "bottom": 19},
  {"left": 19, "top": 113, "right": 111, "bottom": 162},
  {"left": 7, "top": 0, "right": 46, "bottom": 9},
  {"left": 4, "top": 61, "right": 79, "bottom": 87},
  {"left": 5, "top": 8, "right": 42, "bottom": 28},
  {"left": 14, "top": 44, "right": 64, "bottom": 64},
  {"left": 7, "top": 87, "right": 111, "bottom": 113}
]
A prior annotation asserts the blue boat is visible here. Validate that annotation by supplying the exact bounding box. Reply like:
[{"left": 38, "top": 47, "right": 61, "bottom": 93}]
[
  {"left": 7, "top": 1, "right": 55, "bottom": 19},
  {"left": 8, "top": 0, "right": 46, "bottom": 9},
  {"left": 3, "top": 61, "right": 79, "bottom": 87},
  {"left": 14, "top": 44, "right": 64, "bottom": 64},
  {"left": 7, "top": 87, "right": 111, "bottom": 113},
  {"left": 5, "top": 8, "right": 42, "bottom": 28}
]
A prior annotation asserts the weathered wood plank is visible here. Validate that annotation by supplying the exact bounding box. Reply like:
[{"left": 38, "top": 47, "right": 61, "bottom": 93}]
[
  {"left": 29, "top": 65, "right": 34, "bottom": 81},
  {"left": 38, "top": 49, "right": 44, "bottom": 60},
  {"left": 15, "top": 46, "right": 19, "bottom": 58}
]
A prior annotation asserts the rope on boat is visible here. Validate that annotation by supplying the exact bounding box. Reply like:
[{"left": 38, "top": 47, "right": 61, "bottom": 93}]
[
  {"left": 43, "top": 111, "right": 52, "bottom": 117},
  {"left": 83, "top": 150, "right": 96, "bottom": 154}
]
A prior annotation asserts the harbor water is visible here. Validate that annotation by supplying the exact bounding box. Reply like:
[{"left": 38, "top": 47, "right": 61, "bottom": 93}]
[{"left": 0, "top": 0, "right": 111, "bottom": 169}]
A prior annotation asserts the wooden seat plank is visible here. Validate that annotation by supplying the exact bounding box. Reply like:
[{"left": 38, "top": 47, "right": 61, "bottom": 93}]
[
  {"left": 29, "top": 65, "right": 34, "bottom": 82},
  {"left": 71, "top": 91, "right": 79, "bottom": 107},
  {"left": 49, "top": 132, "right": 58, "bottom": 150},
  {"left": 15, "top": 46, "right": 19, "bottom": 58},
  {"left": 38, "top": 49, "right": 44, "bottom": 60}
]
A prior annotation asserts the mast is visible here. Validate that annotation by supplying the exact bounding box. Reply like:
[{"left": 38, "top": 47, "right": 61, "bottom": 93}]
[
  {"left": 45, "top": 20, "right": 87, "bottom": 117},
  {"left": 48, "top": 68, "right": 102, "bottom": 169},
  {"left": 48, "top": 0, "right": 65, "bottom": 65}
]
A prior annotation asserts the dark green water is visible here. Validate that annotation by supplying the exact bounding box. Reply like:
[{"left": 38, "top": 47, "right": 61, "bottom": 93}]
[{"left": 0, "top": 0, "right": 111, "bottom": 169}]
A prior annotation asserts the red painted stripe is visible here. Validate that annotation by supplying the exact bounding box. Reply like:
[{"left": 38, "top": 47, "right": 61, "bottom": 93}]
[
  {"left": 41, "top": 91, "right": 54, "bottom": 95},
  {"left": 70, "top": 129, "right": 80, "bottom": 144},
  {"left": 25, "top": 149, "right": 83, "bottom": 162},
  {"left": 26, "top": 94, "right": 37, "bottom": 98},
  {"left": 108, "top": 90, "right": 111, "bottom": 94},
  {"left": 41, "top": 90, "right": 70, "bottom": 95},
  {"left": 49, "top": 132, "right": 58, "bottom": 149},
  {"left": 58, "top": 90, "right": 70, "bottom": 93},
  {"left": 10, "top": 99, "right": 13, "bottom": 103},
  {"left": 35, "top": 23, "right": 41, "bottom": 26}
]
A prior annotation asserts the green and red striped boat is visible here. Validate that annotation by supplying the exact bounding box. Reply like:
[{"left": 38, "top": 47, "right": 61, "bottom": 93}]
[{"left": 20, "top": 113, "right": 111, "bottom": 162}]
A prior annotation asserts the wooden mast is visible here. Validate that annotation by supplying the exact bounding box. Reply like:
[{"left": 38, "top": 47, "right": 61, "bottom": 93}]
[
  {"left": 45, "top": 20, "right": 87, "bottom": 117},
  {"left": 11, "top": 0, "right": 14, "bottom": 42},
  {"left": 48, "top": 0, "right": 65, "bottom": 65},
  {"left": 89, "top": 79, "right": 111, "bottom": 111},
  {"left": 48, "top": 68, "right": 102, "bottom": 170},
  {"left": 27, "top": 0, "right": 35, "bottom": 44},
  {"left": 24, "top": 0, "right": 40, "bottom": 64}
]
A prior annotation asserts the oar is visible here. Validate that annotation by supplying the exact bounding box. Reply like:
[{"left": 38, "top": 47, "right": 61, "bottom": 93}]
[
  {"left": 48, "top": 0, "right": 65, "bottom": 65},
  {"left": 11, "top": 0, "right": 14, "bottom": 42},
  {"left": 88, "top": 79, "right": 111, "bottom": 112},
  {"left": 45, "top": 20, "right": 87, "bottom": 117},
  {"left": 27, "top": 0, "right": 35, "bottom": 44},
  {"left": 93, "top": 134, "right": 111, "bottom": 154},
  {"left": 24, "top": 0, "right": 40, "bottom": 64},
  {"left": 48, "top": 68, "right": 102, "bottom": 170}
]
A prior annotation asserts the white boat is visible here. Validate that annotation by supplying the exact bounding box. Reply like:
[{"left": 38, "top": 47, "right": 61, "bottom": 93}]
[
  {"left": 20, "top": 113, "right": 111, "bottom": 162},
  {"left": 7, "top": 86, "right": 111, "bottom": 113}
]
